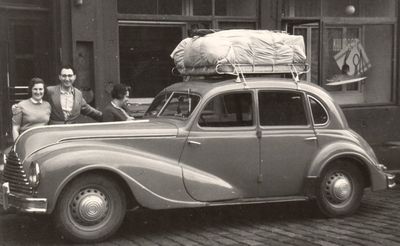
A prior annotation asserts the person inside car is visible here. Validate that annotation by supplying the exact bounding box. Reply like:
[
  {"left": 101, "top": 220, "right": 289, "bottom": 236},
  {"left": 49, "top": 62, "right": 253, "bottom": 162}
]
[{"left": 102, "top": 83, "right": 134, "bottom": 122}]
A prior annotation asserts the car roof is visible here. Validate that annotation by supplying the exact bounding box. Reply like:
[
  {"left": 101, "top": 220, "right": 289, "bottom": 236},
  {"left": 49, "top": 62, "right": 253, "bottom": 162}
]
[
  {"left": 163, "top": 76, "right": 348, "bottom": 129},
  {"left": 165, "top": 76, "right": 333, "bottom": 101}
]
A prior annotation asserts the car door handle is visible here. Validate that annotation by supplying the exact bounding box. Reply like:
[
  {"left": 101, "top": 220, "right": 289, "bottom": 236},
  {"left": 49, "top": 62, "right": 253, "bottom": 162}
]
[
  {"left": 304, "top": 136, "right": 317, "bottom": 141},
  {"left": 188, "top": 140, "right": 201, "bottom": 146}
]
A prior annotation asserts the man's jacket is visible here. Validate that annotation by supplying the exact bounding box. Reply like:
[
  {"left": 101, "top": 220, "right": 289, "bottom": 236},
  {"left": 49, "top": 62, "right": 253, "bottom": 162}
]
[{"left": 46, "top": 85, "right": 102, "bottom": 124}]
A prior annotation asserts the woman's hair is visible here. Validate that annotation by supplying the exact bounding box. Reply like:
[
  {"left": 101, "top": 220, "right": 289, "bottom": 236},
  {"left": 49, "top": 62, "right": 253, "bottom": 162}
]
[
  {"left": 28, "top": 77, "right": 45, "bottom": 96},
  {"left": 111, "top": 83, "right": 129, "bottom": 100}
]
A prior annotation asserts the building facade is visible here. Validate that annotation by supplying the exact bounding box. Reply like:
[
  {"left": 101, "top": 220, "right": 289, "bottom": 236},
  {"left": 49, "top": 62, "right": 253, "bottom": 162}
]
[{"left": 1, "top": 0, "right": 400, "bottom": 170}]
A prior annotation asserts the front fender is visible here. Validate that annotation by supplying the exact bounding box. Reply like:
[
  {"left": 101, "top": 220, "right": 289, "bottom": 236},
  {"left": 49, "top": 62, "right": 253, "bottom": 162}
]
[
  {"left": 307, "top": 141, "right": 387, "bottom": 191},
  {"left": 27, "top": 141, "right": 203, "bottom": 213}
]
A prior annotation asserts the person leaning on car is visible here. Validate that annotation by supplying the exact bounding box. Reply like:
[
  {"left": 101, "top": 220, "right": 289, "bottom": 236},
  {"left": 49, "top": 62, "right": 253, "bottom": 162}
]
[
  {"left": 11, "top": 77, "right": 51, "bottom": 140},
  {"left": 45, "top": 65, "right": 102, "bottom": 124},
  {"left": 102, "top": 83, "right": 134, "bottom": 122}
]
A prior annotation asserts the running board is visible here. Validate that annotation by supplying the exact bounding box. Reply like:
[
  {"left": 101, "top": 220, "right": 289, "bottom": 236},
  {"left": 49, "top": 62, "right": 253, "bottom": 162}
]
[{"left": 206, "top": 196, "right": 309, "bottom": 207}]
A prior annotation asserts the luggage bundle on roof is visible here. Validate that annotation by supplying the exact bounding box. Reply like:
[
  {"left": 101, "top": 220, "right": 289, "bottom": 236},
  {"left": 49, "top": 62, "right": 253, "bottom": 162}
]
[{"left": 171, "top": 29, "right": 308, "bottom": 76}]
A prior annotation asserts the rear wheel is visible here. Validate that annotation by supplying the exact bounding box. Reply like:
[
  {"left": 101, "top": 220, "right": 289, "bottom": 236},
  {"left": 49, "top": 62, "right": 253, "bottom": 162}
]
[
  {"left": 54, "top": 173, "right": 126, "bottom": 243},
  {"left": 316, "top": 163, "right": 365, "bottom": 217}
]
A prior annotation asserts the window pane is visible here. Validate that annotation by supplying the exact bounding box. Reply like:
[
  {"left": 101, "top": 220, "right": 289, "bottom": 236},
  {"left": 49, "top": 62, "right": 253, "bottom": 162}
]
[
  {"left": 282, "top": 0, "right": 320, "bottom": 17},
  {"left": 15, "top": 59, "right": 34, "bottom": 86},
  {"left": 193, "top": 0, "right": 212, "bottom": 16},
  {"left": 119, "top": 26, "right": 183, "bottom": 97},
  {"left": 118, "top": 0, "right": 157, "bottom": 14},
  {"left": 145, "top": 92, "right": 172, "bottom": 117},
  {"left": 324, "top": 0, "right": 360, "bottom": 17},
  {"left": 324, "top": 0, "right": 396, "bottom": 17},
  {"left": 199, "top": 93, "right": 253, "bottom": 127},
  {"left": 363, "top": 25, "right": 393, "bottom": 103},
  {"left": 258, "top": 91, "right": 307, "bottom": 126},
  {"left": 160, "top": 93, "right": 200, "bottom": 118},
  {"left": 360, "top": 0, "right": 396, "bottom": 17},
  {"left": 0, "top": 0, "right": 46, "bottom": 5},
  {"left": 323, "top": 27, "right": 360, "bottom": 92},
  {"left": 215, "top": 0, "right": 257, "bottom": 16},
  {"left": 322, "top": 25, "right": 393, "bottom": 105},
  {"left": 309, "top": 97, "right": 328, "bottom": 125},
  {"left": 14, "top": 25, "right": 34, "bottom": 55},
  {"left": 158, "top": 0, "right": 182, "bottom": 15},
  {"left": 218, "top": 22, "right": 256, "bottom": 30}
]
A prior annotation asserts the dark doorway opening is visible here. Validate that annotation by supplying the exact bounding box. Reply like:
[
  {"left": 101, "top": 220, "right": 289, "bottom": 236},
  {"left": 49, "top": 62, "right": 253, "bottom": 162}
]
[{"left": 119, "top": 25, "right": 183, "bottom": 98}]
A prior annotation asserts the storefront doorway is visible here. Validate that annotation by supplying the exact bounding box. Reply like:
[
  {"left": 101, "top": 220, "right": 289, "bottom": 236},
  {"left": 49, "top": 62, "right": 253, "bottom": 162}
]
[
  {"left": 0, "top": 7, "right": 53, "bottom": 149},
  {"left": 119, "top": 23, "right": 185, "bottom": 99}
]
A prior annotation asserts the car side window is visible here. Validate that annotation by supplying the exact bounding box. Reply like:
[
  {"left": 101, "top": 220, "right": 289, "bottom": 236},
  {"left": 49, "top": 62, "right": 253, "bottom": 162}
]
[
  {"left": 309, "top": 96, "right": 329, "bottom": 125},
  {"left": 258, "top": 91, "right": 307, "bottom": 126},
  {"left": 160, "top": 93, "right": 200, "bottom": 118},
  {"left": 199, "top": 92, "right": 253, "bottom": 127}
]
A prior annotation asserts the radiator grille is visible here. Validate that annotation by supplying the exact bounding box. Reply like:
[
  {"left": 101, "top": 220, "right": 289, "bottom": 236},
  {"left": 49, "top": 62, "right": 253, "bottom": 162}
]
[{"left": 3, "top": 151, "right": 32, "bottom": 195}]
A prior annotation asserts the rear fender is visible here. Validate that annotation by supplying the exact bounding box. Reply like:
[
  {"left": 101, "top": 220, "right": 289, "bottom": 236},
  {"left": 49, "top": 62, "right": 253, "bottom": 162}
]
[{"left": 307, "top": 141, "right": 387, "bottom": 191}]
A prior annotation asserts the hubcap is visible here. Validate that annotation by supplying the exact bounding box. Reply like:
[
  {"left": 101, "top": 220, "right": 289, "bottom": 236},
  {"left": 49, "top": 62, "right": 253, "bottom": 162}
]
[
  {"left": 70, "top": 189, "right": 109, "bottom": 226},
  {"left": 324, "top": 172, "right": 352, "bottom": 204}
]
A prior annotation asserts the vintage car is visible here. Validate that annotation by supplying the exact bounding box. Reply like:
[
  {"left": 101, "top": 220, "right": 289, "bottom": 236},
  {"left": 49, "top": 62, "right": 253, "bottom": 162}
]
[{"left": 0, "top": 75, "right": 395, "bottom": 243}]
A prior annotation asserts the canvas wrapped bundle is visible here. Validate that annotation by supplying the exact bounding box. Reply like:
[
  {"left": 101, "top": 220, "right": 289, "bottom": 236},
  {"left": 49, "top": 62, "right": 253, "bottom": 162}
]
[{"left": 171, "top": 29, "right": 307, "bottom": 75}]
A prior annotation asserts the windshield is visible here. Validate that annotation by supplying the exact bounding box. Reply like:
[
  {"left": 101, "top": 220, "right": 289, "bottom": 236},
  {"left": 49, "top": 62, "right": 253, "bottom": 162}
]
[{"left": 145, "top": 91, "right": 200, "bottom": 119}]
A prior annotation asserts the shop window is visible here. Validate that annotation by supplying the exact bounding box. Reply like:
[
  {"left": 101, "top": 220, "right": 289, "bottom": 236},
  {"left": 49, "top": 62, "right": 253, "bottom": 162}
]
[
  {"left": 324, "top": 0, "right": 395, "bottom": 17},
  {"left": 118, "top": 0, "right": 182, "bottom": 15},
  {"left": 193, "top": 0, "right": 212, "bottom": 16},
  {"left": 282, "top": 0, "right": 321, "bottom": 17},
  {"left": 215, "top": 0, "right": 257, "bottom": 16},
  {"left": 322, "top": 24, "right": 394, "bottom": 105}
]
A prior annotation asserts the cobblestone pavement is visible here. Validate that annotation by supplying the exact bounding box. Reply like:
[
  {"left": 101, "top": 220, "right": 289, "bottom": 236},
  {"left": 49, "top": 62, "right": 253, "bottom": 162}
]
[{"left": 1, "top": 187, "right": 400, "bottom": 245}]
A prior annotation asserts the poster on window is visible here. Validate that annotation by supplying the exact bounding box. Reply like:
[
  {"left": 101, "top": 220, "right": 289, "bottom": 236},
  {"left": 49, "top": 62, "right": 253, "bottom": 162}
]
[{"left": 333, "top": 39, "right": 371, "bottom": 76}]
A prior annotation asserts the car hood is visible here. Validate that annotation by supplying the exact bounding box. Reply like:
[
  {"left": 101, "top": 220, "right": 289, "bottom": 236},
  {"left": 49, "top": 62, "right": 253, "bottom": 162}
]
[{"left": 13, "top": 119, "right": 178, "bottom": 161}]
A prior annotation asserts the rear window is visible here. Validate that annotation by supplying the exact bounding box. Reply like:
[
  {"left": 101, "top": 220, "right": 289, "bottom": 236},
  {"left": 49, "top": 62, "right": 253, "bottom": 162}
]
[{"left": 309, "top": 96, "right": 329, "bottom": 125}]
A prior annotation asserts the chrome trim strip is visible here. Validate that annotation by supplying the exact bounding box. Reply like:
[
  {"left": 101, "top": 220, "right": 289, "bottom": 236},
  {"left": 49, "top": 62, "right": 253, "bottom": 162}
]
[
  {"left": 2, "top": 182, "right": 10, "bottom": 209},
  {"left": 387, "top": 174, "right": 396, "bottom": 189}
]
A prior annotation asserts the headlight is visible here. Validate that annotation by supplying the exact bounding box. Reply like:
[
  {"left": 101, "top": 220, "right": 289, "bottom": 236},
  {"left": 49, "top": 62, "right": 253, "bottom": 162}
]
[{"left": 28, "top": 161, "right": 41, "bottom": 188}]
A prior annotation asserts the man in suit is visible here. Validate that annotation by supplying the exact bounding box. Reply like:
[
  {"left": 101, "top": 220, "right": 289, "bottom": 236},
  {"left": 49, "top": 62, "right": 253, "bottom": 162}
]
[{"left": 46, "top": 65, "right": 102, "bottom": 124}]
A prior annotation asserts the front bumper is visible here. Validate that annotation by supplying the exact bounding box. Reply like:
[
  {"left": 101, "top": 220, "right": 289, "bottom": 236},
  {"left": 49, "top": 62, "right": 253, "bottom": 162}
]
[{"left": 0, "top": 182, "right": 47, "bottom": 213}]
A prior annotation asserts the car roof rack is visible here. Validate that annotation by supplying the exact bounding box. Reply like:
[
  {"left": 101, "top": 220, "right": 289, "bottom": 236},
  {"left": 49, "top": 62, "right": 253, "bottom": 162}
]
[
  {"left": 214, "top": 63, "right": 309, "bottom": 87},
  {"left": 172, "top": 63, "right": 310, "bottom": 86}
]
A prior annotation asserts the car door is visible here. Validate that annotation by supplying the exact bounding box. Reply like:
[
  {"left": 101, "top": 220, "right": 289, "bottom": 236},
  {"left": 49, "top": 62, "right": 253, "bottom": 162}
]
[
  {"left": 257, "top": 90, "right": 318, "bottom": 197},
  {"left": 180, "top": 91, "right": 259, "bottom": 202}
]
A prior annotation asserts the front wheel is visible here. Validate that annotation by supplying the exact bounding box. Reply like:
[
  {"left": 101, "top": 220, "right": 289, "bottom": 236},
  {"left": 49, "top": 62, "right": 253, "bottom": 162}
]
[
  {"left": 54, "top": 173, "right": 126, "bottom": 243},
  {"left": 316, "top": 163, "right": 365, "bottom": 217}
]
